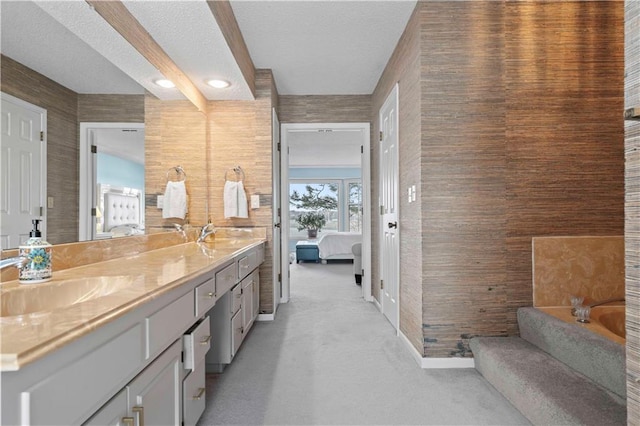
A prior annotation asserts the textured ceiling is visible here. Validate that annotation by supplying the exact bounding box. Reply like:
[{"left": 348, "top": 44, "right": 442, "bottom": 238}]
[
  {"left": 230, "top": 0, "right": 417, "bottom": 95},
  {"left": 1, "top": 0, "right": 416, "bottom": 99}
]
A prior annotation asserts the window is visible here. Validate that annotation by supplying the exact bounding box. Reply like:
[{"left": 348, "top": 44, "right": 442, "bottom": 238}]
[
  {"left": 347, "top": 180, "right": 363, "bottom": 233},
  {"left": 289, "top": 181, "right": 340, "bottom": 239}
]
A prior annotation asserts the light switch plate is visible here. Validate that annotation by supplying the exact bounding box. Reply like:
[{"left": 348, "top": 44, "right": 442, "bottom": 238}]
[
  {"left": 47, "top": 196, "right": 54, "bottom": 208},
  {"left": 408, "top": 187, "right": 412, "bottom": 203},
  {"left": 157, "top": 195, "right": 164, "bottom": 208},
  {"left": 251, "top": 194, "right": 260, "bottom": 209}
]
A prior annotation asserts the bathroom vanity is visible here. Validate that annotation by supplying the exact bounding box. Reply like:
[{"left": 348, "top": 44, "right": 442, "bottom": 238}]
[{"left": 0, "top": 238, "right": 265, "bottom": 426}]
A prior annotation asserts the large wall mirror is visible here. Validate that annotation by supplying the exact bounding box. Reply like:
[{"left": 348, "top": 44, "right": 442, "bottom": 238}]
[{"left": 0, "top": 1, "right": 199, "bottom": 249}]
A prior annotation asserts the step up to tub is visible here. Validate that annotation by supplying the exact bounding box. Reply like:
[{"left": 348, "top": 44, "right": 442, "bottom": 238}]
[
  {"left": 470, "top": 336, "right": 626, "bottom": 426},
  {"left": 517, "top": 307, "right": 626, "bottom": 399}
]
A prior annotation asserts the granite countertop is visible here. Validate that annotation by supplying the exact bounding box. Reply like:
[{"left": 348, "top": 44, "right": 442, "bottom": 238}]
[{"left": 0, "top": 238, "right": 265, "bottom": 371}]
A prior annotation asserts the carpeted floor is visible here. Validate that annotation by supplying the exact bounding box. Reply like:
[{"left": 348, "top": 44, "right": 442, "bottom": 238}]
[{"left": 197, "top": 262, "right": 529, "bottom": 425}]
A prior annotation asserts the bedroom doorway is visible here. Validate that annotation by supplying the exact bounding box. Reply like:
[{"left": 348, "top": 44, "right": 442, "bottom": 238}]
[
  {"left": 280, "top": 123, "right": 371, "bottom": 303},
  {"left": 79, "top": 122, "right": 145, "bottom": 241}
]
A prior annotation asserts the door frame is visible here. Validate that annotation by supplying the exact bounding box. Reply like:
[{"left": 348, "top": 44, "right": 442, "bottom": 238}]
[
  {"left": 379, "top": 83, "right": 400, "bottom": 333},
  {"left": 280, "top": 122, "right": 372, "bottom": 303},
  {"left": 0, "top": 92, "right": 48, "bottom": 243},
  {"left": 79, "top": 122, "right": 144, "bottom": 241},
  {"left": 271, "top": 108, "right": 281, "bottom": 316}
]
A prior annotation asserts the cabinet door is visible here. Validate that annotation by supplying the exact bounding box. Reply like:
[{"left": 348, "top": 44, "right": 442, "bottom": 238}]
[
  {"left": 231, "top": 309, "right": 243, "bottom": 357},
  {"left": 242, "top": 277, "right": 254, "bottom": 333},
  {"left": 253, "top": 271, "right": 260, "bottom": 320},
  {"left": 128, "top": 340, "right": 182, "bottom": 426},
  {"left": 83, "top": 389, "right": 130, "bottom": 426}
]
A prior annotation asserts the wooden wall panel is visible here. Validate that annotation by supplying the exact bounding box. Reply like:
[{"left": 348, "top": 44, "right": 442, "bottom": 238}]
[
  {"left": 208, "top": 70, "right": 275, "bottom": 314},
  {"left": 505, "top": 1, "right": 624, "bottom": 334},
  {"left": 371, "top": 5, "right": 423, "bottom": 354},
  {"left": 144, "top": 97, "right": 207, "bottom": 230},
  {"left": 0, "top": 55, "right": 79, "bottom": 245},
  {"left": 278, "top": 95, "right": 371, "bottom": 123},
  {"left": 78, "top": 94, "right": 144, "bottom": 123},
  {"left": 420, "top": 1, "right": 506, "bottom": 358},
  {"left": 207, "top": 0, "right": 256, "bottom": 99},
  {"left": 625, "top": 0, "right": 640, "bottom": 422}
]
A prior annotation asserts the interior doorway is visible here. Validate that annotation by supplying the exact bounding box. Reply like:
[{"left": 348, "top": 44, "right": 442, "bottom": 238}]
[
  {"left": 280, "top": 123, "right": 371, "bottom": 303},
  {"left": 79, "top": 122, "right": 145, "bottom": 241}
]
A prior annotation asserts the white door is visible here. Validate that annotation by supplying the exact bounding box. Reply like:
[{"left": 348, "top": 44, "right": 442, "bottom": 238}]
[
  {"left": 0, "top": 93, "right": 46, "bottom": 249},
  {"left": 272, "top": 108, "right": 282, "bottom": 311},
  {"left": 380, "top": 84, "right": 399, "bottom": 331}
]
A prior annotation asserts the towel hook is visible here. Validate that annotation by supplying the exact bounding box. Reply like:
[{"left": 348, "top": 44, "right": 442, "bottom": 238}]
[
  {"left": 166, "top": 165, "right": 187, "bottom": 182},
  {"left": 224, "top": 165, "right": 245, "bottom": 182}
]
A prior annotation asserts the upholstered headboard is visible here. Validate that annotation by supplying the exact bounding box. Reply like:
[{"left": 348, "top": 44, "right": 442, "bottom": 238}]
[{"left": 103, "top": 192, "right": 141, "bottom": 232}]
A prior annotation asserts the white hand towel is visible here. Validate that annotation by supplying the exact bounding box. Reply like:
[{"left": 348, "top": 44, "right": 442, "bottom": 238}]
[
  {"left": 237, "top": 180, "right": 249, "bottom": 219},
  {"left": 162, "top": 181, "right": 187, "bottom": 219},
  {"left": 224, "top": 180, "right": 238, "bottom": 218}
]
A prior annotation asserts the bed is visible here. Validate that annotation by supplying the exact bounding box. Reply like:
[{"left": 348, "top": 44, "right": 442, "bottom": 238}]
[
  {"left": 100, "top": 185, "right": 144, "bottom": 238},
  {"left": 317, "top": 232, "right": 362, "bottom": 263}
]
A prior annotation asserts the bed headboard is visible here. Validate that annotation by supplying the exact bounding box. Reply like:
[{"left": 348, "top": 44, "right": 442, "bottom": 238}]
[{"left": 103, "top": 191, "right": 141, "bottom": 232}]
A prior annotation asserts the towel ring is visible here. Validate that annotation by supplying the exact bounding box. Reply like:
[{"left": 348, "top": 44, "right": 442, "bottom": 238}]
[
  {"left": 224, "top": 166, "right": 245, "bottom": 182},
  {"left": 166, "top": 166, "right": 187, "bottom": 182}
]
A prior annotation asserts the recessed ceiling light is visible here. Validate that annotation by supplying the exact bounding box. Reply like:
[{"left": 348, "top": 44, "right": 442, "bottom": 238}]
[
  {"left": 155, "top": 79, "right": 175, "bottom": 88},
  {"left": 207, "top": 79, "right": 231, "bottom": 89}
]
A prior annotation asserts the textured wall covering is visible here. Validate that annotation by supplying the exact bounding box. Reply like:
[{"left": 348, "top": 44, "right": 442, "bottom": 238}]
[
  {"left": 420, "top": 1, "right": 507, "bottom": 358},
  {"left": 0, "top": 55, "right": 79, "bottom": 245},
  {"left": 371, "top": 1, "right": 624, "bottom": 358},
  {"left": 208, "top": 70, "right": 276, "bottom": 314},
  {"left": 78, "top": 94, "right": 144, "bottom": 123},
  {"left": 278, "top": 95, "right": 371, "bottom": 123},
  {"left": 144, "top": 97, "right": 207, "bottom": 229},
  {"left": 625, "top": 0, "right": 640, "bottom": 423},
  {"left": 371, "top": 6, "right": 423, "bottom": 354}
]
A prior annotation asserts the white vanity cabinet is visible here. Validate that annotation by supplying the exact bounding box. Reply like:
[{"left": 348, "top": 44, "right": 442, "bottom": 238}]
[{"left": 206, "top": 244, "right": 264, "bottom": 372}]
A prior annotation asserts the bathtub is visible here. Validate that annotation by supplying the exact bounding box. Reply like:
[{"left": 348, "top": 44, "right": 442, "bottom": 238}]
[{"left": 536, "top": 305, "right": 625, "bottom": 345}]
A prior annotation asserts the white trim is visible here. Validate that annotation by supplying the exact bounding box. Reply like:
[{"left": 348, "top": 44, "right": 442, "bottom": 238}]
[
  {"left": 399, "top": 331, "right": 475, "bottom": 369},
  {"left": 79, "top": 122, "right": 144, "bottom": 241},
  {"left": 373, "top": 297, "right": 382, "bottom": 312},
  {"left": 0, "top": 92, "right": 47, "bottom": 242},
  {"left": 272, "top": 108, "right": 281, "bottom": 315},
  {"left": 256, "top": 313, "right": 275, "bottom": 322},
  {"left": 281, "top": 122, "right": 372, "bottom": 303}
]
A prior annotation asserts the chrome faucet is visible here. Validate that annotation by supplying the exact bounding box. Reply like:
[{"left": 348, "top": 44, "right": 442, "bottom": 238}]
[
  {"left": 588, "top": 297, "right": 625, "bottom": 308},
  {"left": 0, "top": 256, "right": 28, "bottom": 270},
  {"left": 197, "top": 222, "right": 216, "bottom": 243}
]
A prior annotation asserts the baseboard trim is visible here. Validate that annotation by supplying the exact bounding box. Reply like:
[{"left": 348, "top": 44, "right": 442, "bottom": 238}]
[
  {"left": 257, "top": 313, "right": 275, "bottom": 321},
  {"left": 399, "top": 331, "right": 475, "bottom": 369},
  {"left": 373, "top": 298, "right": 382, "bottom": 312}
]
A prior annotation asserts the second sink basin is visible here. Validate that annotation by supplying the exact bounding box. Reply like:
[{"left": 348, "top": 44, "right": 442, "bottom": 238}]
[{"left": 0, "top": 276, "right": 136, "bottom": 317}]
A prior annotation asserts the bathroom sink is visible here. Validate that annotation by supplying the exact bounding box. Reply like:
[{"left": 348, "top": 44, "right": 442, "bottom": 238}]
[{"left": 0, "top": 276, "right": 136, "bottom": 317}]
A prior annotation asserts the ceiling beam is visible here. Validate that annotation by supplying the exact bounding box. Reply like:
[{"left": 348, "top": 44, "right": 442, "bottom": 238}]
[
  {"left": 86, "top": 0, "right": 208, "bottom": 113},
  {"left": 207, "top": 0, "right": 256, "bottom": 99}
]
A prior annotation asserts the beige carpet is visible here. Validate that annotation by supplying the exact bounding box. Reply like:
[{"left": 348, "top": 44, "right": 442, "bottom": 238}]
[{"left": 197, "top": 262, "right": 529, "bottom": 425}]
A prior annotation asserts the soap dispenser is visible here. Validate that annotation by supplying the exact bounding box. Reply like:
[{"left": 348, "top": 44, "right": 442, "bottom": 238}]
[{"left": 18, "top": 219, "right": 52, "bottom": 284}]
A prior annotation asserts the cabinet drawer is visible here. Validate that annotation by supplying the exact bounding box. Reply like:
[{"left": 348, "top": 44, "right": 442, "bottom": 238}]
[
  {"left": 147, "top": 291, "right": 194, "bottom": 358},
  {"left": 183, "top": 360, "right": 206, "bottom": 426},
  {"left": 195, "top": 278, "right": 215, "bottom": 318},
  {"left": 215, "top": 262, "right": 236, "bottom": 296},
  {"left": 231, "top": 283, "right": 242, "bottom": 315},
  {"left": 183, "top": 317, "right": 211, "bottom": 371},
  {"left": 237, "top": 251, "right": 257, "bottom": 280}
]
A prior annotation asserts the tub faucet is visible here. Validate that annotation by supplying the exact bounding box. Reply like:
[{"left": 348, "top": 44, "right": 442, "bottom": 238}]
[
  {"left": 0, "top": 256, "right": 28, "bottom": 270},
  {"left": 197, "top": 223, "right": 216, "bottom": 243},
  {"left": 588, "top": 297, "right": 625, "bottom": 308}
]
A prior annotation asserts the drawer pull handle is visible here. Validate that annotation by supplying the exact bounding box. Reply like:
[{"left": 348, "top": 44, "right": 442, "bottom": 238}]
[
  {"left": 200, "top": 335, "right": 212, "bottom": 345},
  {"left": 206, "top": 292, "right": 214, "bottom": 298},
  {"left": 193, "top": 387, "right": 206, "bottom": 400},
  {"left": 133, "top": 406, "right": 144, "bottom": 426},
  {"left": 236, "top": 293, "right": 243, "bottom": 299},
  {"left": 122, "top": 417, "right": 135, "bottom": 426}
]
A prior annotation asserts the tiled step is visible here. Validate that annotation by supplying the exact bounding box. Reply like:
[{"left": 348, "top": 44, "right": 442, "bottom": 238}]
[
  {"left": 517, "top": 307, "right": 626, "bottom": 399},
  {"left": 470, "top": 336, "right": 625, "bottom": 426}
]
